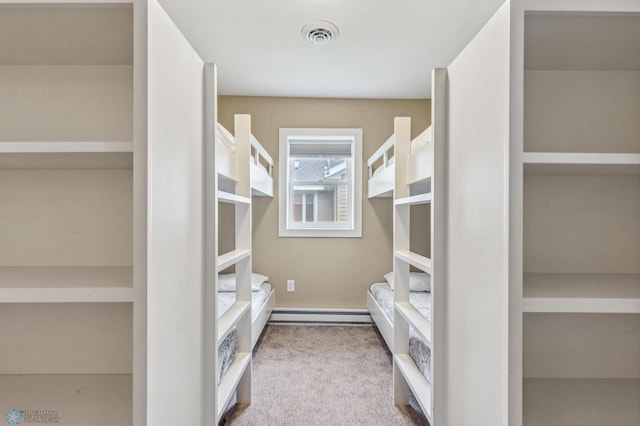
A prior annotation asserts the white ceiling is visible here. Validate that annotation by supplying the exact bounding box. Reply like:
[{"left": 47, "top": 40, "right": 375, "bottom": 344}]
[{"left": 159, "top": 0, "right": 507, "bottom": 99}]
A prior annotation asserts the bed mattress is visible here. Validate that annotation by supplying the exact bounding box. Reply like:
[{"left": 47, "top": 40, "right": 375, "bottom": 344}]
[
  {"left": 370, "top": 283, "right": 432, "bottom": 382},
  {"left": 217, "top": 282, "right": 272, "bottom": 383}
]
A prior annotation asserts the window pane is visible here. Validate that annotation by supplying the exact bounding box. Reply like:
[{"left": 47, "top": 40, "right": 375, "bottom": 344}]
[
  {"left": 292, "top": 157, "right": 348, "bottom": 183},
  {"left": 305, "top": 193, "right": 314, "bottom": 223},
  {"left": 289, "top": 141, "right": 352, "bottom": 157},
  {"left": 316, "top": 190, "right": 334, "bottom": 222},
  {"left": 334, "top": 185, "right": 349, "bottom": 223},
  {"left": 293, "top": 192, "right": 303, "bottom": 222},
  {"left": 291, "top": 185, "right": 349, "bottom": 226}
]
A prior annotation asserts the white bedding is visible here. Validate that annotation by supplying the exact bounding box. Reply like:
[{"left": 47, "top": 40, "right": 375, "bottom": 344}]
[
  {"left": 370, "top": 282, "right": 431, "bottom": 320},
  {"left": 218, "top": 282, "right": 272, "bottom": 321},
  {"left": 370, "top": 283, "right": 432, "bottom": 382},
  {"left": 217, "top": 282, "right": 272, "bottom": 382}
]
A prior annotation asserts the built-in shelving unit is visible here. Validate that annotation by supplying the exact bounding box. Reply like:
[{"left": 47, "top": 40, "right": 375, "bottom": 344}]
[
  {"left": 523, "top": 153, "right": 640, "bottom": 176},
  {"left": 444, "top": 1, "right": 640, "bottom": 424},
  {"left": 523, "top": 273, "right": 640, "bottom": 313},
  {"left": 0, "top": 2, "right": 143, "bottom": 424},
  {"left": 521, "top": 6, "right": 640, "bottom": 425}
]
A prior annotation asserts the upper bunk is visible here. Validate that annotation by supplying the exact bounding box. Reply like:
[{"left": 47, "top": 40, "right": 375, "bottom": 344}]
[
  {"left": 216, "top": 121, "right": 274, "bottom": 197},
  {"left": 367, "top": 125, "right": 433, "bottom": 198}
]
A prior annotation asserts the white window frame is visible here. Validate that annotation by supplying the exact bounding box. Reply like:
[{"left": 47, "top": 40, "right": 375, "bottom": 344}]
[{"left": 279, "top": 128, "right": 363, "bottom": 238}]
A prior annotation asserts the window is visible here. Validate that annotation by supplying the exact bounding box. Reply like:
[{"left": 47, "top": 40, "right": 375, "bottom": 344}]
[{"left": 279, "top": 128, "right": 362, "bottom": 238}]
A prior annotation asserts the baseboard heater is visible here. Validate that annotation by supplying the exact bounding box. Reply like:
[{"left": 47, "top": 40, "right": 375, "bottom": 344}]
[{"left": 269, "top": 308, "right": 372, "bottom": 325}]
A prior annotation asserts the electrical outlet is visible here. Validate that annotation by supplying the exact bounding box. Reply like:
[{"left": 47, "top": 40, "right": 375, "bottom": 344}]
[{"left": 287, "top": 279, "right": 295, "bottom": 292}]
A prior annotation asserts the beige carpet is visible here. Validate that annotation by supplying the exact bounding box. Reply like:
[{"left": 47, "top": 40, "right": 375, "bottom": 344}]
[{"left": 220, "top": 324, "right": 429, "bottom": 426}]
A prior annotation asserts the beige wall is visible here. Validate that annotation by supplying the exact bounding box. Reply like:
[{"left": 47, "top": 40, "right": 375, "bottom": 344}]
[{"left": 219, "top": 96, "right": 430, "bottom": 309}]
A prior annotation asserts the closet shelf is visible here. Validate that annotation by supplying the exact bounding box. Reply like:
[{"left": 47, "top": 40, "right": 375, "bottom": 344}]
[
  {"left": 0, "top": 374, "right": 132, "bottom": 425},
  {"left": 394, "top": 353, "right": 432, "bottom": 423},
  {"left": 394, "top": 193, "right": 432, "bottom": 206},
  {"left": 523, "top": 297, "right": 640, "bottom": 313},
  {"left": 395, "top": 302, "right": 432, "bottom": 347},
  {"left": 0, "top": 266, "right": 133, "bottom": 289},
  {"left": 217, "top": 301, "right": 250, "bottom": 346},
  {"left": 523, "top": 152, "right": 640, "bottom": 176},
  {"left": 217, "top": 249, "right": 251, "bottom": 271},
  {"left": 523, "top": 378, "right": 640, "bottom": 426},
  {"left": 0, "top": 142, "right": 134, "bottom": 169},
  {"left": 0, "top": 141, "right": 133, "bottom": 153},
  {"left": 0, "top": 152, "right": 133, "bottom": 170},
  {"left": 394, "top": 250, "right": 432, "bottom": 274},
  {"left": 217, "top": 190, "right": 251, "bottom": 205},
  {"left": 217, "top": 352, "right": 251, "bottom": 421},
  {"left": 523, "top": 273, "right": 640, "bottom": 313},
  {"left": 0, "top": 287, "right": 134, "bottom": 304}
]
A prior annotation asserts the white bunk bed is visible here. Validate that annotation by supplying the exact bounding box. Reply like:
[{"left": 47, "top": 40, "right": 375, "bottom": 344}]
[
  {"left": 213, "top": 112, "right": 275, "bottom": 422},
  {"left": 215, "top": 121, "right": 275, "bottom": 346},
  {"left": 216, "top": 122, "right": 274, "bottom": 197},
  {"left": 368, "top": 281, "right": 432, "bottom": 379},
  {"left": 367, "top": 126, "right": 433, "bottom": 198},
  {"left": 366, "top": 125, "right": 435, "bottom": 353},
  {"left": 217, "top": 279, "right": 275, "bottom": 381},
  {"left": 366, "top": 69, "right": 446, "bottom": 424}
]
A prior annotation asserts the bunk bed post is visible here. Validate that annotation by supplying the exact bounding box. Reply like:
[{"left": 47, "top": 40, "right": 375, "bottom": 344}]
[
  {"left": 233, "top": 114, "right": 253, "bottom": 405},
  {"left": 392, "top": 117, "right": 412, "bottom": 406}
]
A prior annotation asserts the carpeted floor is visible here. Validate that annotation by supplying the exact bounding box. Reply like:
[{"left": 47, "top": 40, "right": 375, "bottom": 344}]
[{"left": 220, "top": 324, "right": 429, "bottom": 426}]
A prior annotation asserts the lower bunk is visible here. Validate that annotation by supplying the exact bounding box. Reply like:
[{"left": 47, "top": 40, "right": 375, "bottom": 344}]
[
  {"left": 218, "top": 281, "right": 274, "bottom": 381},
  {"left": 217, "top": 278, "right": 275, "bottom": 419},
  {"left": 367, "top": 280, "right": 432, "bottom": 382}
]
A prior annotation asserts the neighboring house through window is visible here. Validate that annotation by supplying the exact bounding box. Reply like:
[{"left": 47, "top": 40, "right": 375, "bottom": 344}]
[{"left": 279, "top": 128, "right": 362, "bottom": 237}]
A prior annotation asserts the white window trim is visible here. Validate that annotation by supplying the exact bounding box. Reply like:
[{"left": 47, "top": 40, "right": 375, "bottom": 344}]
[{"left": 279, "top": 128, "right": 363, "bottom": 238}]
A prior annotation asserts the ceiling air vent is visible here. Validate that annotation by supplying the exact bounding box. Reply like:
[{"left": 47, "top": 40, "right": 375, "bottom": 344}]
[{"left": 302, "top": 21, "right": 340, "bottom": 45}]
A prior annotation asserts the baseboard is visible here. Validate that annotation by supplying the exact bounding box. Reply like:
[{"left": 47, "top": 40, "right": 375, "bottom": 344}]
[{"left": 269, "top": 308, "right": 372, "bottom": 325}]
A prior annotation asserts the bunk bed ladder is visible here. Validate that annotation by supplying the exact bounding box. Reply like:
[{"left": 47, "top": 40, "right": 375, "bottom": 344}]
[
  {"left": 393, "top": 68, "right": 446, "bottom": 425},
  {"left": 207, "top": 63, "right": 253, "bottom": 422}
]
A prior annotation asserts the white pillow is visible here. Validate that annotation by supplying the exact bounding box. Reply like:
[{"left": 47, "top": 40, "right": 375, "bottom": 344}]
[
  {"left": 384, "top": 271, "right": 431, "bottom": 292},
  {"left": 218, "top": 273, "right": 269, "bottom": 292}
]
